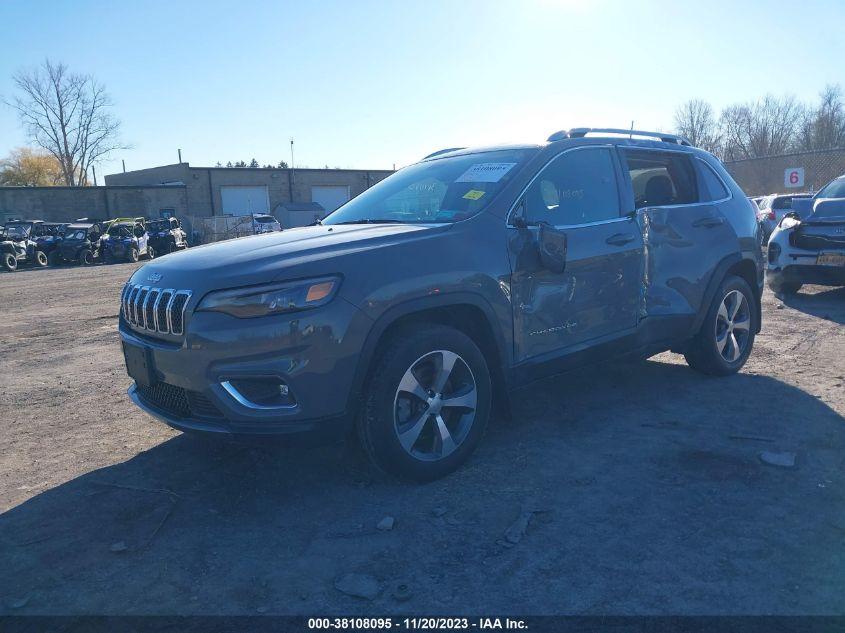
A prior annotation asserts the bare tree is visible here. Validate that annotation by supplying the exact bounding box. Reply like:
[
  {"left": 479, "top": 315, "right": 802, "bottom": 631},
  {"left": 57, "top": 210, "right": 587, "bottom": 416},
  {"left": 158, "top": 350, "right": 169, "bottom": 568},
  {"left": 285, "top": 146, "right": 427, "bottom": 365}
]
[
  {"left": 673, "top": 99, "right": 721, "bottom": 154},
  {"left": 797, "top": 84, "right": 845, "bottom": 150},
  {"left": 719, "top": 95, "right": 805, "bottom": 160},
  {"left": 5, "top": 59, "right": 126, "bottom": 186}
]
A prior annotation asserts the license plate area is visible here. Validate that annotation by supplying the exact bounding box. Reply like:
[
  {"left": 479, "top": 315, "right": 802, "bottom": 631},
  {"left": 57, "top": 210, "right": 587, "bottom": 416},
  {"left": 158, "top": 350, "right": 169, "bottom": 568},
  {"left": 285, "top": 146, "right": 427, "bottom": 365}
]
[
  {"left": 123, "top": 341, "right": 155, "bottom": 387},
  {"left": 817, "top": 252, "right": 845, "bottom": 267}
]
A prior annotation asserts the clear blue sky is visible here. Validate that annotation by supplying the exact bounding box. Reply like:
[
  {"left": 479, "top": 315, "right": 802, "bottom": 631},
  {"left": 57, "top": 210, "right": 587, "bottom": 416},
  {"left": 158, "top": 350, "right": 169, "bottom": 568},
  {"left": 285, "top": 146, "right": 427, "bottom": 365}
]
[{"left": 1, "top": 0, "right": 843, "bottom": 178}]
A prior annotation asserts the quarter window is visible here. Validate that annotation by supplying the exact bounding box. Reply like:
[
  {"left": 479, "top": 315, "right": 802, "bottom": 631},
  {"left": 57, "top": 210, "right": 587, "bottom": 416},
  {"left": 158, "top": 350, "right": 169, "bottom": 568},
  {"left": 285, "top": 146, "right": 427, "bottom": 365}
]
[
  {"left": 623, "top": 151, "right": 698, "bottom": 209},
  {"left": 523, "top": 148, "right": 621, "bottom": 225},
  {"left": 698, "top": 162, "right": 730, "bottom": 201}
]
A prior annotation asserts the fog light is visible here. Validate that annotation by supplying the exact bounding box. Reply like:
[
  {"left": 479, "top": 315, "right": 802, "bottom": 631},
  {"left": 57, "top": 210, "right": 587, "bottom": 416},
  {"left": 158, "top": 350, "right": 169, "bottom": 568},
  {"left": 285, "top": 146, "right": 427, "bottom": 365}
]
[{"left": 221, "top": 378, "right": 296, "bottom": 409}]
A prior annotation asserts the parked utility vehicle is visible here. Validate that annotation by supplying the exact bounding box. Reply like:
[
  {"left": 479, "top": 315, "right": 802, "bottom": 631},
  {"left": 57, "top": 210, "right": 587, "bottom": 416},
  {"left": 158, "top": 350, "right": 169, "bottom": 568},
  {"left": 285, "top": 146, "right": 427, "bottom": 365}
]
[
  {"left": 146, "top": 217, "right": 188, "bottom": 254},
  {"left": 1, "top": 220, "right": 49, "bottom": 272},
  {"left": 102, "top": 220, "right": 154, "bottom": 263}
]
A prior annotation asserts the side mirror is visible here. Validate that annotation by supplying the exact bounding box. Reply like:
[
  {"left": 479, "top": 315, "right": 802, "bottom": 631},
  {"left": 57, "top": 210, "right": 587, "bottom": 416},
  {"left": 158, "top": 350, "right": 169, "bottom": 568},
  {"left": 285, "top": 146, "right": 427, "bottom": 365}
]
[{"left": 538, "top": 222, "right": 567, "bottom": 274}]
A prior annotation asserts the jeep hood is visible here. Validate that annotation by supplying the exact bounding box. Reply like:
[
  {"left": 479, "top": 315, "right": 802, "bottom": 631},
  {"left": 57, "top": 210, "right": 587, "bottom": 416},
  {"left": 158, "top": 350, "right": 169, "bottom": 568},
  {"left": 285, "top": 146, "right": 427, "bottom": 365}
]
[{"left": 130, "top": 223, "right": 448, "bottom": 292}]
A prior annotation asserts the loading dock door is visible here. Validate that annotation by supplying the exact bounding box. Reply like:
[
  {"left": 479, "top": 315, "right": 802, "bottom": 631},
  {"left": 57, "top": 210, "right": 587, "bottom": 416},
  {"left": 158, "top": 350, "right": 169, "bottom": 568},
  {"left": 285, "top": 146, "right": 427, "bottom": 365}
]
[
  {"left": 311, "top": 186, "right": 350, "bottom": 214},
  {"left": 221, "top": 186, "right": 270, "bottom": 216}
]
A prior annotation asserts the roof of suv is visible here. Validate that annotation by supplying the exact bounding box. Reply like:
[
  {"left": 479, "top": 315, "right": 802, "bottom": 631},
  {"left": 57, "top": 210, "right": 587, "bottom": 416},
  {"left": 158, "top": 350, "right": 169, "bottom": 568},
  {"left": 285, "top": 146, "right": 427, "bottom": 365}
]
[{"left": 421, "top": 128, "right": 701, "bottom": 163}]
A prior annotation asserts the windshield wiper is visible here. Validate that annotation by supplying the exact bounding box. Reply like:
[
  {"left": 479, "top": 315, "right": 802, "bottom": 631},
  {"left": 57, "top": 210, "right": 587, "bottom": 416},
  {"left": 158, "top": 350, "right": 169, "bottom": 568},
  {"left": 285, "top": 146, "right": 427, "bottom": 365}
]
[{"left": 330, "top": 219, "right": 405, "bottom": 225}]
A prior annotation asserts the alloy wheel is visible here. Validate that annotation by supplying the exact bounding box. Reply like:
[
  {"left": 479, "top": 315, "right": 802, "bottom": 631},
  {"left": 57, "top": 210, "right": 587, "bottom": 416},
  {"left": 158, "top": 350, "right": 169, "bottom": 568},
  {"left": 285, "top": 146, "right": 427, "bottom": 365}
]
[
  {"left": 715, "top": 289, "right": 751, "bottom": 362},
  {"left": 393, "top": 350, "right": 478, "bottom": 462}
]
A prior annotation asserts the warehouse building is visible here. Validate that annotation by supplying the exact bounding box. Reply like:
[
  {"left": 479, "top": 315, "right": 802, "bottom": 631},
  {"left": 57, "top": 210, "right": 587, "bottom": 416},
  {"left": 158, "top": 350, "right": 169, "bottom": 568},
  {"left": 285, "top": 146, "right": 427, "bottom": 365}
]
[
  {"left": 104, "top": 163, "right": 393, "bottom": 227},
  {"left": 0, "top": 163, "right": 392, "bottom": 227}
]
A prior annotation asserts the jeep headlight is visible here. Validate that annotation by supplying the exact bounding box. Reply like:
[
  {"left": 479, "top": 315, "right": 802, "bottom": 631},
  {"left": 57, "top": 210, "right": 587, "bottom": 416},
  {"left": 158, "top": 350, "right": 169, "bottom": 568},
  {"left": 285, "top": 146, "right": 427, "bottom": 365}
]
[{"left": 196, "top": 276, "right": 341, "bottom": 318}]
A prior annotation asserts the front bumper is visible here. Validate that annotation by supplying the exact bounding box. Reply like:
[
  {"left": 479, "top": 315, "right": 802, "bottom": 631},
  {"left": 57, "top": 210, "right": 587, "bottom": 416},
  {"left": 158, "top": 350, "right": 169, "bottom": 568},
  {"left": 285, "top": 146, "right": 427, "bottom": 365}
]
[
  {"left": 120, "top": 296, "right": 370, "bottom": 438},
  {"left": 767, "top": 264, "right": 845, "bottom": 287}
]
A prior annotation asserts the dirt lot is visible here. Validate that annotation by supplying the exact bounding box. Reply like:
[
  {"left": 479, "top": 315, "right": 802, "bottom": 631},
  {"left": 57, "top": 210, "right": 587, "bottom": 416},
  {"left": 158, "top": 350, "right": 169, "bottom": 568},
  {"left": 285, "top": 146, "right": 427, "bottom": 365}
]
[{"left": 1, "top": 262, "right": 844, "bottom": 615}]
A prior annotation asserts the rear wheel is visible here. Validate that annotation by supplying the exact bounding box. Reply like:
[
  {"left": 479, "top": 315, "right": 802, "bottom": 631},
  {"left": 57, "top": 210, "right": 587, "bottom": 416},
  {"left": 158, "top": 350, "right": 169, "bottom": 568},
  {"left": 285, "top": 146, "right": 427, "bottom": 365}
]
[
  {"left": 147, "top": 246, "right": 156, "bottom": 260},
  {"left": 357, "top": 325, "right": 492, "bottom": 481},
  {"left": 34, "top": 250, "right": 48, "bottom": 267},
  {"left": 128, "top": 247, "right": 139, "bottom": 263},
  {"left": 684, "top": 275, "right": 756, "bottom": 376},
  {"left": 2, "top": 253, "right": 17, "bottom": 272},
  {"left": 79, "top": 249, "right": 94, "bottom": 266}
]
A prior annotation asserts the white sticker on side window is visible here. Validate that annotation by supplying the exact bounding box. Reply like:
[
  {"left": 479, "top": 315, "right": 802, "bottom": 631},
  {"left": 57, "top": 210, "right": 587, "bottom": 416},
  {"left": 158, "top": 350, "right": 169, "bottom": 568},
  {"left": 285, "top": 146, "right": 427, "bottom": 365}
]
[{"left": 455, "top": 163, "right": 517, "bottom": 183}]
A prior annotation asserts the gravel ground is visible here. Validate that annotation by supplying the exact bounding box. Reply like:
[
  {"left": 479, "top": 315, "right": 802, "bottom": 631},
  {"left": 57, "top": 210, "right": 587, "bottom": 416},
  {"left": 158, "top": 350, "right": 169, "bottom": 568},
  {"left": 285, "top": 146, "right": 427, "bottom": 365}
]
[{"left": 0, "top": 262, "right": 844, "bottom": 615}]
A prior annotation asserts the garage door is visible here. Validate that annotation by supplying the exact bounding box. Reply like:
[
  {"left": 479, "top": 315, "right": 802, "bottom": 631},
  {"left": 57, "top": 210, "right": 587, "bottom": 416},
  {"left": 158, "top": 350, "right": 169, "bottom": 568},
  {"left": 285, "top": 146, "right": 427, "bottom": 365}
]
[
  {"left": 311, "top": 186, "right": 350, "bottom": 214},
  {"left": 221, "top": 186, "right": 269, "bottom": 216}
]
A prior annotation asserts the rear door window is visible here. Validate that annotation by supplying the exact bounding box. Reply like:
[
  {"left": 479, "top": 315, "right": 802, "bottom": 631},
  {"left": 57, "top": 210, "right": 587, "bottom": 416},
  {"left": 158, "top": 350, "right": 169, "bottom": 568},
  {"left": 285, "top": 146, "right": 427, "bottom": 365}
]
[
  {"left": 523, "top": 147, "right": 621, "bottom": 226},
  {"left": 623, "top": 151, "right": 698, "bottom": 209}
]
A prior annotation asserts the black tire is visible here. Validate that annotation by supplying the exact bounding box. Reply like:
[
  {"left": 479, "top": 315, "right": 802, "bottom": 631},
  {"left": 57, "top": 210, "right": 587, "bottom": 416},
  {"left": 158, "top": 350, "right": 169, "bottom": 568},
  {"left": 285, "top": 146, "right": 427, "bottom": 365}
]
[
  {"left": 357, "top": 324, "right": 492, "bottom": 481},
  {"left": 79, "top": 249, "right": 94, "bottom": 266},
  {"left": 2, "top": 253, "right": 17, "bottom": 272},
  {"left": 684, "top": 275, "right": 756, "bottom": 376},
  {"left": 128, "top": 247, "right": 139, "bottom": 263},
  {"left": 34, "top": 250, "right": 48, "bottom": 267},
  {"left": 147, "top": 246, "right": 156, "bottom": 260},
  {"left": 47, "top": 251, "right": 60, "bottom": 267},
  {"left": 768, "top": 278, "right": 801, "bottom": 295}
]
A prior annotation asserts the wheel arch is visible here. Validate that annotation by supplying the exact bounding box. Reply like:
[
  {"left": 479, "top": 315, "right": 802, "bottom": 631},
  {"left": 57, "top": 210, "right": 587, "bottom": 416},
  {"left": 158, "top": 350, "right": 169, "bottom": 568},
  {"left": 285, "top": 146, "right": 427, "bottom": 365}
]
[
  {"left": 691, "top": 253, "right": 762, "bottom": 336},
  {"left": 347, "top": 293, "right": 512, "bottom": 420}
]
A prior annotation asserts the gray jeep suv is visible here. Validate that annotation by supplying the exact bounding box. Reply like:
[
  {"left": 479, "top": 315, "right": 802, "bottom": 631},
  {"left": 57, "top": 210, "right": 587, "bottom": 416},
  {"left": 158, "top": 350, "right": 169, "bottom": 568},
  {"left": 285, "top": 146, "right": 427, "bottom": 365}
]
[{"left": 120, "top": 128, "right": 763, "bottom": 480}]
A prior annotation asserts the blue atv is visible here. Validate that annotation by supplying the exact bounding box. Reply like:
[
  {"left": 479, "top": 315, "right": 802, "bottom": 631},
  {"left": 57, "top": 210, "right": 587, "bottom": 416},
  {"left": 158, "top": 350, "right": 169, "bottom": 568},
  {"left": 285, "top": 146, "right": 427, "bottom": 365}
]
[{"left": 101, "top": 220, "right": 156, "bottom": 263}]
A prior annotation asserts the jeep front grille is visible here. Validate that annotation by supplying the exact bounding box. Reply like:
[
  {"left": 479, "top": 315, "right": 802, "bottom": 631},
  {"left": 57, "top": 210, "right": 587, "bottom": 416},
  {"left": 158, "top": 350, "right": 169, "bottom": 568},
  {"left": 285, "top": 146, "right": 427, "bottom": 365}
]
[{"left": 121, "top": 283, "right": 192, "bottom": 336}]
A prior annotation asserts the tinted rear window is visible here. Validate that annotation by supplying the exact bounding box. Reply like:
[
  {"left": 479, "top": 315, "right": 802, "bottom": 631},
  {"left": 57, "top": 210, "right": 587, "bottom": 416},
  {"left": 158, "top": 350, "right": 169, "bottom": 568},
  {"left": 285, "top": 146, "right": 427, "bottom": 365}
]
[{"left": 698, "top": 162, "right": 729, "bottom": 201}]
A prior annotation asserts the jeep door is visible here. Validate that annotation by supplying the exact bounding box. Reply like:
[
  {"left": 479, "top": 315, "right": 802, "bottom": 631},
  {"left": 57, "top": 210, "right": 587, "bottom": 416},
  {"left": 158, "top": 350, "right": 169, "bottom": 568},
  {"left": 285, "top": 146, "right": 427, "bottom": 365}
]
[
  {"left": 619, "top": 149, "right": 739, "bottom": 338},
  {"left": 508, "top": 146, "right": 644, "bottom": 363}
]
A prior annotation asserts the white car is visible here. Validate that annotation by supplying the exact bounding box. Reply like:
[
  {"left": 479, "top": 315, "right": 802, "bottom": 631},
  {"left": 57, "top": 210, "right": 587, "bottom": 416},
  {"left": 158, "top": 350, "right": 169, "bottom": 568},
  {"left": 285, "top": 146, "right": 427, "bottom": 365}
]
[
  {"left": 767, "top": 176, "right": 845, "bottom": 294},
  {"left": 252, "top": 214, "right": 282, "bottom": 234}
]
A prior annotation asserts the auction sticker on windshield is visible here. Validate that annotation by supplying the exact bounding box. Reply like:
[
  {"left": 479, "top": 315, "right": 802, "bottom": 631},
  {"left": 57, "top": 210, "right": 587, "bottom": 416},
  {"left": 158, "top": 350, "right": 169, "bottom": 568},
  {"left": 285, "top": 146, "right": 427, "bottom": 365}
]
[{"left": 456, "top": 163, "right": 516, "bottom": 183}]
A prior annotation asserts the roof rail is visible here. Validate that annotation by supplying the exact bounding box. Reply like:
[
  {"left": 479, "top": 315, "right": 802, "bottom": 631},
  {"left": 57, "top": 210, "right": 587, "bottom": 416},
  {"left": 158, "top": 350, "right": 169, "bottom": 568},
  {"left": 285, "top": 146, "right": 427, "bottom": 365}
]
[
  {"left": 422, "top": 147, "right": 466, "bottom": 160},
  {"left": 547, "top": 128, "right": 692, "bottom": 146}
]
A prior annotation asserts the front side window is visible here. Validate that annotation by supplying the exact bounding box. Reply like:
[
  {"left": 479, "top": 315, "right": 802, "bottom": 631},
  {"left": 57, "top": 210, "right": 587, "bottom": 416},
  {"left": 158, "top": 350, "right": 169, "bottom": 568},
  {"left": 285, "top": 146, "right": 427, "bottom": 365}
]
[
  {"left": 624, "top": 151, "right": 698, "bottom": 209},
  {"left": 322, "top": 149, "right": 536, "bottom": 225},
  {"left": 522, "top": 148, "right": 621, "bottom": 226}
]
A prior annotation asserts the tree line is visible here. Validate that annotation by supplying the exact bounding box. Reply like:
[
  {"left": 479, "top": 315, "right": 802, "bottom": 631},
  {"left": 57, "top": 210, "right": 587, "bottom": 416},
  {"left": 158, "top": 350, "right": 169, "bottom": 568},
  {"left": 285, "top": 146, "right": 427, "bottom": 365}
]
[
  {"left": 674, "top": 84, "right": 845, "bottom": 161},
  {"left": 214, "top": 159, "right": 289, "bottom": 168}
]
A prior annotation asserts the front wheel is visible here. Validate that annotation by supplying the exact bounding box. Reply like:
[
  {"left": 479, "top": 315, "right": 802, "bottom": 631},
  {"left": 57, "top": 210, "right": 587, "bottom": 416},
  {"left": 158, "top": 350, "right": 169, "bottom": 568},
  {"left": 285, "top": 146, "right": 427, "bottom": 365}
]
[
  {"left": 147, "top": 246, "right": 156, "bottom": 260},
  {"left": 684, "top": 275, "right": 756, "bottom": 376},
  {"left": 34, "top": 250, "right": 48, "bottom": 267},
  {"left": 2, "top": 253, "right": 17, "bottom": 272},
  {"left": 79, "top": 249, "right": 94, "bottom": 266},
  {"left": 128, "top": 247, "right": 139, "bottom": 263},
  {"left": 357, "top": 325, "right": 492, "bottom": 481}
]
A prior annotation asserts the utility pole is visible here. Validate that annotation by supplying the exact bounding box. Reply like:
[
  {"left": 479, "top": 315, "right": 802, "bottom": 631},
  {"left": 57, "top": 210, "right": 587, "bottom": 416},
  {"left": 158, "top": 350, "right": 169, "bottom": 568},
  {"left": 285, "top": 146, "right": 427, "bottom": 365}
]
[
  {"left": 178, "top": 148, "right": 183, "bottom": 163},
  {"left": 290, "top": 138, "right": 295, "bottom": 200},
  {"left": 122, "top": 159, "right": 126, "bottom": 173},
  {"left": 92, "top": 165, "right": 98, "bottom": 187}
]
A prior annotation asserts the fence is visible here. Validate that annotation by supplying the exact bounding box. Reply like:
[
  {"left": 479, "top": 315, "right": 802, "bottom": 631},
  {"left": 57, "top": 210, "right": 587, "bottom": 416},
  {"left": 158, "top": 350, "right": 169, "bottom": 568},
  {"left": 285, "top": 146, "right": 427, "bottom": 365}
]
[
  {"left": 723, "top": 148, "right": 845, "bottom": 197},
  {"left": 187, "top": 215, "right": 261, "bottom": 244}
]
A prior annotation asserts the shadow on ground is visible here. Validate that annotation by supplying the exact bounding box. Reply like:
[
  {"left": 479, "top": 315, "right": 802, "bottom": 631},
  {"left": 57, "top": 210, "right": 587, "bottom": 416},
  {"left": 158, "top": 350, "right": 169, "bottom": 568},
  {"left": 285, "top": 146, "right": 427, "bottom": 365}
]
[
  {"left": 2, "top": 359, "right": 844, "bottom": 615},
  {"left": 781, "top": 286, "right": 845, "bottom": 325}
]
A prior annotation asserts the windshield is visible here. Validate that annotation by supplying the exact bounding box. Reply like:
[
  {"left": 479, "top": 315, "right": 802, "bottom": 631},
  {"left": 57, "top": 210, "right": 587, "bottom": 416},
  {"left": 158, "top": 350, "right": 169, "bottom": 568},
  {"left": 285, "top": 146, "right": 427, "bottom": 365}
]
[
  {"left": 5, "top": 223, "right": 31, "bottom": 239},
  {"left": 322, "top": 149, "right": 536, "bottom": 225},
  {"left": 66, "top": 229, "right": 88, "bottom": 240},
  {"left": 817, "top": 177, "right": 845, "bottom": 199},
  {"left": 147, "top": 221, "right": 166, "bottom": 232},
  {"left": 108, "top": 224, "right": 133, "bottom": 237}
]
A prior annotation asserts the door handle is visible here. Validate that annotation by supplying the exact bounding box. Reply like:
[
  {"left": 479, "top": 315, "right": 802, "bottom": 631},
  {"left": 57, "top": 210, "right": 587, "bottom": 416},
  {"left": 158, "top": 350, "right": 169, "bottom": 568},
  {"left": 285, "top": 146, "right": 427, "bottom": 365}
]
[
  {"left": 605, "top": 233, "right": 635, "bottom": 246},
  {"left": 693, "top": 216, "right": 725, "bottom": 228}
]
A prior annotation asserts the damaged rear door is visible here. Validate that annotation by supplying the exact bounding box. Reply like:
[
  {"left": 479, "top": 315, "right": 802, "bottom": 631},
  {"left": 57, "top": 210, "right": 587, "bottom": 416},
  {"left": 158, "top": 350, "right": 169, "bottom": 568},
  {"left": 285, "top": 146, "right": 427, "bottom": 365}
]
[{"left": 620, "top": 148, "right": 739, "bottom": 339}]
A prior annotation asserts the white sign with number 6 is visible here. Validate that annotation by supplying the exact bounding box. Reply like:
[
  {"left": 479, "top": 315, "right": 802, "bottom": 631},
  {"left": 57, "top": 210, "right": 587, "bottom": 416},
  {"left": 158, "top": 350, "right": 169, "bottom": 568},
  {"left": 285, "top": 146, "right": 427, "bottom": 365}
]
[{"left": 784, "top": 167, "right": 804, "bottom": 188}]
